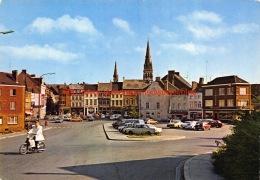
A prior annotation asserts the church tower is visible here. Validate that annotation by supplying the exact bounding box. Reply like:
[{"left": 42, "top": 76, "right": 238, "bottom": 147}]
[
  {"left": 113, "top": 61, "right": 119, "bottom": 82},
  {"left": 143, "top": 40, "right": 153, "bottom": 81}
]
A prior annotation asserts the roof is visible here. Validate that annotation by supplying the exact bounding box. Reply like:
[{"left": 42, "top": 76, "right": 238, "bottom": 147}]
[
  {"left": 161, "top": 70, "right": 192, "bottom": 90},
  {"left": 112, "top": 82, "right": 123, "bottom": 91},
  {"left": 123, "top": 79, "right": 150, "bottom": 89},
  {"left": 84, "top": 84, "right": 98, "bottom": 91},
  {"left": 69, "top": 84, "right": 84, "bottom": 89},
  {"left": 0, "top": 72, "right": 23, "bottom": 86},
  {"left": 98, "top": 82, "right": 112, "bottom": 91},
  {"left": 206, "top": 75, "right": 249, "bottom": 85}
]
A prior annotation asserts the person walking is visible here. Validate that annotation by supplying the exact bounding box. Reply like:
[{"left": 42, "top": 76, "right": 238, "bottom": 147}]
[{"left": 45, "top": 120, "right": 48, "bottom": 128}]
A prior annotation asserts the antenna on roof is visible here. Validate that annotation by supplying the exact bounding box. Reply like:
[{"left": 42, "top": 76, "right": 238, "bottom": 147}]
[{"left": 206, "top": 60, "right": 208, "bottom": 83}]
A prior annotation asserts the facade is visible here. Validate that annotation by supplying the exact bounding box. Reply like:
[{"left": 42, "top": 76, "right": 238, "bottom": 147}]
[
  {"left": 70, "top": 84, "right": 84, "bottom": 116},
  {"left": 0, "top": 70, "right": 25, "bottom": 133},
  {"left": 84, "top": 84, "right": 98, "bottom": 115},
  {"left": 202, "top": 75, "right": 252, "bottom": 120},
  {"left": 140, "top": 81, "right": 169, "bottom": 120},
  {"left": 111, "top": 82, "right": 123, "bottom": 115},
  {"left": 187, "top": 79, "right": 204, "bottom": 120},
  {"left": 58, "top": 85, "right": 71, "bottom": 115},
  {"left": 162, "top": 70, "right": 192, "bottom": 119},
  {"left": 98, "top": 82, "right": 112, "bottom": 115}
]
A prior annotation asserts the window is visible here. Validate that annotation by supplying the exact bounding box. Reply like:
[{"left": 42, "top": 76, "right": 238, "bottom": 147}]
[
  {"left": 205, "top": 89, "right": 213, "bottom": 96},
  {"left": 205, "top": 100, "right": 213, "bottom": 107},
  {"left": 198, "top": 101, "right": 202, "bottom": 108},
  {"left": 190, "top": 102, "right": 194, "bottom": 109},
  {"left": 227, "top": 87, "right": 234, "bottom": 95},
  {"left": 112, "top": 100, "right": 114, "bottom": 106},
  {"left": 10, "top": 89, "right": 16, "bottom": 96},
  {"left": 0, "top": 102, "right": 2, "bottom": 110},
  {"left": 0, "top": 88, "right": 1, "bottom": 96},
  {"left": 240, "top": 88, "right": 246, "bottom": 95},
  {"left": 227, "top": 99, "right": 234, "bottom": 107},
  {"left": 219, "top": 88, "right": 225, "bottom": 95},
  {"left": 146, "top": 103, "right": 149, "bottom": 109},
  {"left": 0, "top": 117, "right": 2, "bottom": 124},
  {"left": 8, "top": 116, "right": 18, "bottom": 124},
  {"left": 178, "top": 103, "right": 181, "bottom": 109},
  {"left": 219, "top": 100, "right": 225, "bottom": 107},
  {"left": 10, "top": 102, "right": 16, "bottom": 110},
  {"left": 157, "top": 102, "right": 160, "bottom": 109},
  {"left": 238, "top": 100, "right": 248, "bottom": 107}
]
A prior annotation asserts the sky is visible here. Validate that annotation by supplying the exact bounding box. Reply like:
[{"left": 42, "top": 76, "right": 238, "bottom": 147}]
[{"left": 0, "top": 0, "right": 260, "bottom": 85}]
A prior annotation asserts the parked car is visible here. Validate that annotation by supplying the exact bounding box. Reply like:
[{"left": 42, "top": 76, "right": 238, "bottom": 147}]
[
  {"left": 70, "top": 117, "right": 83, "bottom": 122},
  {"left": 110, "top": 114, "right": 122, "bottom": 120},
  {"left": 167, "top": 120, "right": 182, "bottom": 128},
  {"left": 181, "top": 121, "right": 191, "bottom": 129},
  {"left": 55, "top": 118, "right": 63, "bottom": 123},
  {"left": 194, "top": 122, "right": 211, "bottom": 131},
  {"left": 146, "top": 119, "right": 158, "bottom": 125},
  {"left": 112, "top": 120, "right": 123, "bottom": 129},
  {"left": 63, "top": 116, "right": 70, "bottom": 121},
  {"left": 118, "top": 123, "right": 134, "bottom": 133},
  {"left": 124, "top": 124, "right": 162, "bottom": 135},
  {"left": 101, "top": 114, "right": 105, "bottom": 119},
  {"left": 208, "top": 120, "right": 223, "bottom": 128},
  {"left": 185, "top": 121, "right": 197, "bottom": 130},
  {"left": 88, "top": 116, "right": 95, "bottom": 121}
]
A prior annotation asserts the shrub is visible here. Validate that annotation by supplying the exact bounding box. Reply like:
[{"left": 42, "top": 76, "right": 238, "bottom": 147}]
[{"left": 212, "top": 111, "right": 260, "bottom": 180}]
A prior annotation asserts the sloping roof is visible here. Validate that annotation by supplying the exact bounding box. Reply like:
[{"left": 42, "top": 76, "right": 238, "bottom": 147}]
[
  {"left": 161, "top": 70, "right": 191, "bottom": 90},
  {"left": 17, "top": 71, "right": 39, "bottom": 92},
  {"left": 112, "top": 82, "right": 123, "bottom": 91},
  {"left": 123, "top": 79, "right": 150, "bottom": 89},
  {"left": 98, "top": 82, "right": 112, "bottom": 91},
  {"left": 207, "top": 75, "right": 249, "bottom": 85},
  {"left": 0, "top": 72, "right": 22, "bottom": 85},
  {"left": 69, "top": 84, "right": 84, "bottom": 89},
  {"left": 84, "top": 84, "right": 98, "bottom": 91}
]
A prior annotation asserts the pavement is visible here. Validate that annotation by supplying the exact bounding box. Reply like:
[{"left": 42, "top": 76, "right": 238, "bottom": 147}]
[
  {"left": 103, "top": 123, "right": 225, "bottom": 180},
  {"left": 1, "top": 123, "right": 225, "bottom": 180}
]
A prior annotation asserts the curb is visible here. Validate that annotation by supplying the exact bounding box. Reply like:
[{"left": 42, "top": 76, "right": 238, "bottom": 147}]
[
  {"left": 183, "top": 155, "right": 196, "bottom": 180},
  {"left": 0, "top": 127, "right": 52, "bottom": 140}
]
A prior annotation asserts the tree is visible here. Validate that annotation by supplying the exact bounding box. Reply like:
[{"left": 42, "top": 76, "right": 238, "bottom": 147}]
[
  {"left": 212, "top": 111, "right": 260, "bottom": 180},
  {"left": 129, "top": 107, "right": 139, "bottom": 118}
]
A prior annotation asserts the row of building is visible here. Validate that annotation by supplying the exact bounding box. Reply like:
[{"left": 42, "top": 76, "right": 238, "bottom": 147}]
[{"left": 0, "top": 41, "right": 259, "bottom": 133}]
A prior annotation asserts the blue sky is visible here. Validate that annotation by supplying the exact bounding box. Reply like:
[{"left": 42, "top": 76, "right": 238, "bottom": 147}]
[{"left": 0, "top": 0, "right": 259, "bottom": 85}]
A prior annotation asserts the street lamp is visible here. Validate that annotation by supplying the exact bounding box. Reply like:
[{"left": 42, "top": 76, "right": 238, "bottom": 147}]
[
  {"left": 38, "top": 73, "right": 55, "bottom": 120},
  {"left": 0, "top": 30, "right": 14, "bottom": 34}
]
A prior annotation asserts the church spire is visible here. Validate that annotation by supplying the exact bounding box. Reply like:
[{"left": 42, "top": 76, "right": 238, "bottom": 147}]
[
  {"left": 113, "top": 61, "right": 118, "bottom": 82},
  {"left": 143, "top": 40, "right": 153, "bottom": 81}
]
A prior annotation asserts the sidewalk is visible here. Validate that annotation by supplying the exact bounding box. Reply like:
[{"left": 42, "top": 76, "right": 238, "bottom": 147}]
[
  {"left": 103, "top": 123, "right": 185, "bottom": 141},
  {"left": 184, "top": 153, "right": 225, "bottom": 180},
  {"left": 0, "top": 127, "right": 52, "bottom": 140}
]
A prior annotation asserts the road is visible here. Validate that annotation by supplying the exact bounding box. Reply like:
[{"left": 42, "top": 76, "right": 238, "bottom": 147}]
[{"left": 0, "top": 120, "right": 232, "bottom": 180}]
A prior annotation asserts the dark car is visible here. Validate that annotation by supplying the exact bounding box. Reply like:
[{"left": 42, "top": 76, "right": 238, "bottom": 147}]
[{"left": 208, "top": 120, "right": 223, "bottom": 128}]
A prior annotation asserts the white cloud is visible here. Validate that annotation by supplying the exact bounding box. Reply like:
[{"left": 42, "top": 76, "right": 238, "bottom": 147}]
[
  {"left": 255, "top": 0, "right": 260, "bottom": 2},
  {"left": 177, "top": 10, "right": 225, "bottom": 40},
  {"left": 28, "top": 14, "right": 101, "bottom": 36},
  {"left": 135, "top": 46, "right": 145, "bottom": 53},
  {"left": 1, "top": 44, "right": 78, "bottom": 62},
  {"left": 161, "top": 42, "right": 226, "bottom": 55},
  {"left": 232, "top": 23, "right": 259, "bottom": 34},
  {"left": 151, "top": 25, "right": 177, "bottom": 39},
  {"left": 112, "top": 18, "right": 134, "bottom": 35}
]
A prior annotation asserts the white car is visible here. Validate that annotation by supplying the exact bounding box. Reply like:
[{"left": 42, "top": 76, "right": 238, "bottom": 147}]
[
  {"left": 55, "top": 118, "right": 63, "bottom": 123},
  {"left": 124, "top": 124, "right": 162, "bottom": 135},
  {"left": 185, "top": 121, "right": 197, "bottom": 130},
  {"left": 118, "top": 123, "right": 134, "bottom": 133}
]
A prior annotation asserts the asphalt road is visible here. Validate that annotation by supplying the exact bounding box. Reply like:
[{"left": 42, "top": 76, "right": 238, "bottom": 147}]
[{"left": 0, "top": 120, "right": 232, "bottom": 180}]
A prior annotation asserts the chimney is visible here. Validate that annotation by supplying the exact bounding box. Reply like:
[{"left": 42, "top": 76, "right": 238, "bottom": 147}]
[
  {"left": 192, "top": 81, "right": 198, "bottom": 90},
  {"left": 22, "top": 69, "right": 27, "bottom": 74},
  {"left": 155, "top": 77, "right": 160, "bottom": 82},
  {"left": 199, "top": 77, "right": 204, "bottom": 85},
  {"left": 12, "top": 70, "right": 18, "bottom": 83},
  {"left": 31, "top": 74, "right": 36, "bottom": 78}
]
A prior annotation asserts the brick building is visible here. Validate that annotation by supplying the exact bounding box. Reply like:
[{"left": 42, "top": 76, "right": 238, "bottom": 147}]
[{"left": 0, "top": 70, "right": 25, "bottom": 133}]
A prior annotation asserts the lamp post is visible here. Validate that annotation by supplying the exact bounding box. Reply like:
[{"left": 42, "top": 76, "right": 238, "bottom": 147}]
[
  {"left": 0, "top": 30, "right": 14, "bottom": 34},
  {"left": 38, "top": 73, "right": 55, "bottom": 120}
]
